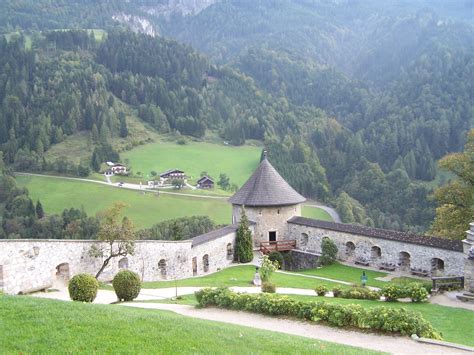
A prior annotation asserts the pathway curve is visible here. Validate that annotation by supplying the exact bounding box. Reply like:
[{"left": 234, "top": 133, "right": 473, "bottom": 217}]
[
  {"left": 306, "top": 202, "right": 341, "bottom": 223},
  {"left": 121, "top": 302, "right": 466, "bottom": 355}
]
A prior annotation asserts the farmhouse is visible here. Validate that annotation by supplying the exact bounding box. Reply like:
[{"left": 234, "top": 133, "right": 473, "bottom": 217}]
[
  {"left": 196, "top": 175, "right": 214, "bottom": 189},
  {"left": 0, "top": 154, "right": 473, "bottom": 295},
  {"left": 105, "top": 162, "right": 127, "bottom": 175},
  {"left": 160, "top": 169, "right": 186, "bottom": 184}
]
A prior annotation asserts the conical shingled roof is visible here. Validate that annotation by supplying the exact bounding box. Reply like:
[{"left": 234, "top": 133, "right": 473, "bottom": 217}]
[{"left": 229, "top": 156, "right": 306, "bottom": 207}]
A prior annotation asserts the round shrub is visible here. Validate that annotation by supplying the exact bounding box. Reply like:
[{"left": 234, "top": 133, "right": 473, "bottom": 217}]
[
  {"left": 381, "top": 284, "right": 405, "bottom": 301},
  {"left": 261, "top": 282, "right": 276, "bottom": 293},
  {"left": 407, "top": 282, "right": 429, "bottom": 303},
  {"left": 113, "top": 270, "right": 141, "bottom": 301},
  {"left": 268, "top": 251, "right": 284, "bottom": 269},
  {"left": 68, "top": 273, "right": 99, "bottom": 302},
  {"left": 332, "top": 286, "right": 343, "bottom": 298},
  {"left": 315, "top": 285, "right": 328, "bottom": 296}
]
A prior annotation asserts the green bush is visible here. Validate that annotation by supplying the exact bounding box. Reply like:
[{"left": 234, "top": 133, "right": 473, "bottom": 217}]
[
  {"left": 381, "top": 284, "right": 406, "bottom": 301},
  {"left": 112, "top": 270, "right": 141, "bottom": 301},
  {"left": 320, "top": 238, "right": 338, "bottom": 265},
  {"left": 315, "top": 285, "right": 328, "bottom": 296},
  {"left": 340, "top": 287, "right": 380, "bottom": 300},
  {"left": 195, "top": 288, "right": 442, "bottom": 339},
  {"left": 268, "top": 251, "right": 284, "bottom": 269},
  {"left": 68, "top": 273, "right": 99, "bottom": 302},
  {"left": 406, "top": 283, "right": 429, "bottom": 303},
  {"left": 259, "top": 255, "right": 279, "bottom": 282},
  {"left": 262, "top": 282, "right": 276, "bottom": 293},
  {"left": 332, "top": 286, "right": 343, "bottom": 298}
]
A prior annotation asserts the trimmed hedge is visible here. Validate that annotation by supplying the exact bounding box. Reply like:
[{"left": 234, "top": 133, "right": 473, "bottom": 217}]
[
  {"left": 195, "top": 288, "right": 441, "bottom": 339},
  {"left": 261, "top": 282, "right": 276, "bottom": 293},
  {"left": 315, "top": 285, "right": 328, "bottom": 296},
  {"left": 339, "top": 287, "right": 380, "bottom": 300},
  {"left": 113, "top": 270, "right": 141, "bottom": 301},
  {"left": 68, "top": 273, "right": 99, "bottom": 302},
  {"left": 381, "top": 283, "right": 428, "bottom": 303}
]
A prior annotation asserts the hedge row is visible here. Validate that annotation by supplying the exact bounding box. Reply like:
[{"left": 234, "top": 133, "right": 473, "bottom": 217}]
[
  {"left": 381, "top": 283, "right": 429, "bottom": 302},
  {"left": 195, "top": 288, "right": 441, "bottom": 339}
]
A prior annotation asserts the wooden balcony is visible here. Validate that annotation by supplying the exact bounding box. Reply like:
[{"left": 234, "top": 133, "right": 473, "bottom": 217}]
[{"left": 260, "top": 240, "right": 296, "bottom": 254}]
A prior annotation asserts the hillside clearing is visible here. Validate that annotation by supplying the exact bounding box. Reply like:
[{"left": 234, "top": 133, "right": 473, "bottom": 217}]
[{"left": 16, "top": 175, "right": 331, "bottom": 229}]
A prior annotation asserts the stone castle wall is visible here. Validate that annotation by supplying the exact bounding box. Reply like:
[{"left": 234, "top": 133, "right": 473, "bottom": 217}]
[
  {"left": 232, "top": 204, "right": 301, "bottom": 247},
  {"left": 287, "top": 223, "right": 464, "bottom": 276},
  {"left": 0, "top": 230, "right": 236, "bottom": 295}
]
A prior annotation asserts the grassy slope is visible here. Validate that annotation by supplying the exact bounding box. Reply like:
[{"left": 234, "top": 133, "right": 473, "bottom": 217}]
[
  {"left": 16, "top": 175, "right": 332, "bottom": 229},
  {"left": 0, "top": 296, "right": 378, "bottom": 354},
  {"left": 16, "top": 175, "right": 231, "bottom": 228},
  {"left": 121, "top": 140, "right": 262, "bottom": 186}
]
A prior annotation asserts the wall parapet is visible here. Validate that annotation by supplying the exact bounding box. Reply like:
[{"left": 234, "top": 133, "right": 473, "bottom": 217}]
[{"left": 288, "top": 217, "right": 463, "bottom": 252}]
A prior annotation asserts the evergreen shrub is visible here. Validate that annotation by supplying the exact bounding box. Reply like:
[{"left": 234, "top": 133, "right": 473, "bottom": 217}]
[
  {"left": 68, "top": 273, "right": 99, "bottom": 302},
  {"left": 320, "top": 238, "right": 338, "bottom": 265},
  {"left": 112, "top": 270, "right": 141, "bottom": 301}
]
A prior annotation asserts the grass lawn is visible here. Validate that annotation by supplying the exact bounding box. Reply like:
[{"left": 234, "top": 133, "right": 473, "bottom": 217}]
[
  {"left": 139, "top": 265, "right": 348, "bottom": 290},
  {"left": 122, "top": 140, "right": 262, "bottom": 187},
  {"left": 295, "top": 263, "right": 431, "bottom": 288},
  {"left": 16, "top": 175, "right": 231, "bottom": 228},
  {"left": 0, "top": 295, "right": 380, "bottom": 354}
]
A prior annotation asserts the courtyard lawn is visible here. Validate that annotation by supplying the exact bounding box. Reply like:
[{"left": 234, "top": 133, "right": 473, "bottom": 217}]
[
  {"left": 121, "top": 140, "right": 262, "bottom": 187},
  {"left": 15, "top": 175, "right": 231, "bottom": 228},
  {"left": 0, "top": 296, "right": 379, "bottom": 354},
  {"left": 294, "top": 263, "right": 431, "bottom": 289},
  {"left": 139, "top": 265, "right": 349, "bottom": 290}
]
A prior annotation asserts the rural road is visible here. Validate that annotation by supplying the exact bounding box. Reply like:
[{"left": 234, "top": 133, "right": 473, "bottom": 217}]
[{"left": 14, "top": 172, "right": 342, "bottom": 221}]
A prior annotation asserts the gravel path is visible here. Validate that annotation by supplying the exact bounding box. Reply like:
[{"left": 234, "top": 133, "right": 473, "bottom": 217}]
[
  {"left": 30, "top": 287, "right": 471, "bottom": 354},
  {"left": 121, "top": 302, "right": 466, "bottom": 354}
]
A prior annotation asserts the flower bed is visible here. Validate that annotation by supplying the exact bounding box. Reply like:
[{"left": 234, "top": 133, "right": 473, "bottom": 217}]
[{"left": 195, "top": 288, "right": 441, "bottom": 339}]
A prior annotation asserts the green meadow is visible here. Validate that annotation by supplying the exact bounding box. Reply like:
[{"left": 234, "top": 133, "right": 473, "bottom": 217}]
[
  {"left": 16, "top": 175, "right": 331, "bottom": 229},
  {"left": 122, "top": 140, "right": 262, "bottom": 186}
]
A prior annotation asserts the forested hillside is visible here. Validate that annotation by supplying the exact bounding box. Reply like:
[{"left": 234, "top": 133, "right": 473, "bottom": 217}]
[{"left": 0, "top": 0, "right": 472, "bottom": 237}]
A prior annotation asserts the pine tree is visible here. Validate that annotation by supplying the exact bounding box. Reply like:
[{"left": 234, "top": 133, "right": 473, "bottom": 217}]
[
  {"left": 35, "top": 200, "right": 45, "bottom": 219},
  {"left": 235, "top": 208, "right": 253, "bottom": 263}
]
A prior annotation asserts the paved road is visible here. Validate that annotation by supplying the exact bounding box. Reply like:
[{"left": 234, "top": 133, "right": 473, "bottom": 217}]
[{"left": 306, "top": 203, "right": 341, "bottom": 222}]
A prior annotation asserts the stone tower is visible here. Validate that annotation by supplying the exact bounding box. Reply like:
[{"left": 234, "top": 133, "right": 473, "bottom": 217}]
[{"left": 229, "top": 153, "right": 306, "bottom": 247}]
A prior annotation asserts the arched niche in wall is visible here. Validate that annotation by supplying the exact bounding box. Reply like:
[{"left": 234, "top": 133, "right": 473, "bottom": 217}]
[
  {"left": 118, "top": 257, "right": 129, "bottom": 269},
  {"left": 345, "top": 241, "right": 356, "bottom": 259},
  {"left": 158, "top": 259, "right": 167, "bottom": 279},
  {"left": 203, "top": 254, "right": 209, "bottom": 272},
  {"left": 226, "top": 243, "right": 233, "bottom": 260},
  {"left": 300, "top": 233, "right": 309, "bottom": 248},
  {"left": 431, "top": 258, "right": 445, "bottom": 276},
  {"left": 371, "top": 246, "right": 382, "bottom": 261},
  {"left": 398, "top": 251, "right": 411, "bottom": 272}
]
